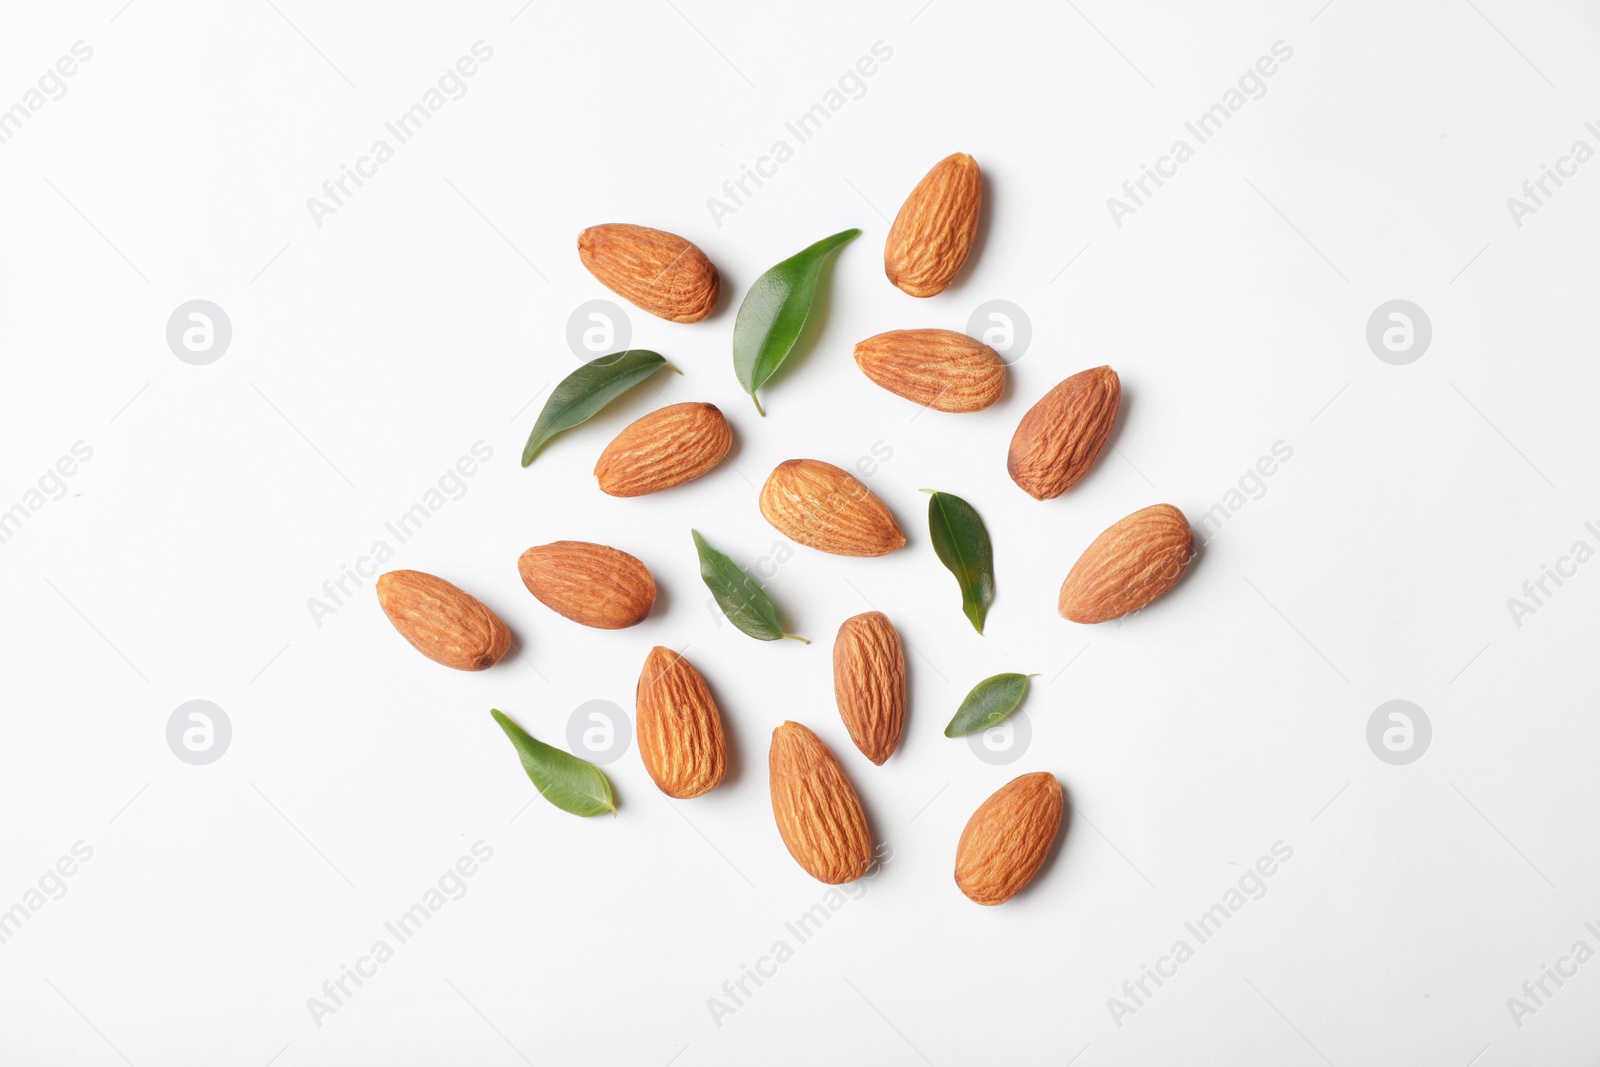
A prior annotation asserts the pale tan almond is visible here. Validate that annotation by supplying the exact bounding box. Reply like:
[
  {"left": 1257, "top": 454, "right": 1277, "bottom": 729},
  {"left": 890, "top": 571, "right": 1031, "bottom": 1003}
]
[
  {"left": 769, "top": 721, "right": 873, "bottom": 884},
  {"left": 594, "top": 402, "right": 732, "bottom": 497},
  {"left": 517, "top": 541, "right": 655, "bottom": 629},
  {"left": 1008, "top": 366, "right": 1120, "bottom": 500},
  {"left": 635, "top": 646, "right": 726, "bottom": 799},
  {"left": 1058, "top": 504, "right": 1193, "bottom": 624},
  {"left": 577, "top": 223, "right": 719, "bottom": 323},
  {"left": 884, "top": 152, "right": 982, "bottom": 298},
  {"left": 955, "top": 771, "right": 1064, "bottom": 905},
  {"left": 376, "top": 570, "right": 510, "bottom": 671},
  {"left": 758, "top": 459, "right": 905, "bottom": 557},
  {"left": 832, "top": 611, "right": 907, "bottom": 765},
  {"left": 853, "top": 329, "right": 1004, "bottom": 413}
]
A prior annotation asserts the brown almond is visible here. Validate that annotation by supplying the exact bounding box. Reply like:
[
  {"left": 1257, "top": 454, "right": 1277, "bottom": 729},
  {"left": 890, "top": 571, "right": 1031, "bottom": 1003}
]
[
  {"left": 884, "top": 153, "right": 982, "bottom": 298},
  {"left": 832, "top": 612, "right": 907, "bottom": 765},
  {"left": 375, "top": 570, "right": 510, "bottom": 671},
  {"left": 577, "top": 223, "right": 719, "bottom": 323},
  {"left": 1008, "top": 366, "right": 1121, "bottom": 500},
  {"left": 1058, "top": 504, "right": 1193, "bottom": 624},
  {"left": 769, "top": 721, "right": 873, "bottom": 884},
  {"left": 853, "top": 329, "right": 1004, "bottom": 413},
  {"left": 635, "top": 646, "right": 726, "bottom": 799},
  {"left": 594, "top": 402, "right": 732, "bottom": 497},
  {"left": 758, "top": 459, "right": 905, "bottom": 557},
  {"left": 955, "top": 771, "right": 1064, "bottom": 905},
  {"left": 517, "top": 541, "right": 655, "bottom": 629}
]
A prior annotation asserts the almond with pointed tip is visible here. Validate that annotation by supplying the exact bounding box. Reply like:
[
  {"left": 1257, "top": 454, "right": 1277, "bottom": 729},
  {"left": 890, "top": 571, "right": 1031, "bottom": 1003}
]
[
  {"left": 635, "top": 646, "right": 726, "bottom": 799},
  {"left": 758, "top": 459, "right": 905, "bottom": 557},
  {"left": 853, "top": 329, "right": 1004, "bottom": 413},
  {"left": 833, "top": 612, "right": 907, "bottom": 765},
  {"left": 376, "top": 570, "right": 510, "bottom": 671},
  {"left": 769, "top": 721, "right": 873, "bottom": 884},
  {"left": 517, "top": 541, "right": 655, "bottom": 629},
  {"left": 884, "top": 153, "right": 982, "bottom": 297},
  {"left": 955, "top": 771, "right": 1064, "bottom": 905},
  {"left": 1058, "top": 504, "right": 1193, "bottom": 624},
  {"left": 1008, "top": 366, "right": 1120, "bottom": 500},
  {"left": 578, "top": 223, "right": 719, "bottom": 323},
  {"left": 594, "top": 402, "right": 732, "bottom": 497}
]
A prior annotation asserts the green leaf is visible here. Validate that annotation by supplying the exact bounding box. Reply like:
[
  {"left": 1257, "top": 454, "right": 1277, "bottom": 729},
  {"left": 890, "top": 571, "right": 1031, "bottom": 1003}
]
[
  {"left": 491, "top": 709, "right": 616, "bottom": 816},
  {"left": 732, "top": 228, "right": 860, "bottom": 415},
  {"left": 692, "top": 530, "right": 808, "bottom": 643},
  {"left": 521, "top": 350, "right": 675, "bottom": 466},
  {"left": 944, "top": 673, "right": 1035, "bottom": 738},
  {"left": 925, "top": 489, "right": 994, "bottom": 634}
]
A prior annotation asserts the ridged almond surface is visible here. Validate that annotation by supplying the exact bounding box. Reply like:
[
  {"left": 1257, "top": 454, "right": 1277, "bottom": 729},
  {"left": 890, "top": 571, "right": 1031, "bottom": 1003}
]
[
  {"left": 758, "top": 459, "right": 905, "bottom": 557},
  {"left": 577, "top": 223, "right": 719, "bottom": 323},
  {"left": 635, "top": 646, "right": 726, "bottom": 799},
  {"left": 853, "top": 329, "right": 1004, "bottom": 413},
  {"left": 1058, "top": 504, "right": 1193, "bottom": 624},
  {"left": 884, "top": 153, "right": 982, "bottom": 298},
  {"left": 832, "top": 612, "right": 907, "bottom": 765},
  {"left": 517, "top": 541, "right": 655, "bottom": 629},
  {"left": 955, "top": 772, "right": 1064, "bottom": 905},
  {"left": 594, "top": 402, "right": 732, "bottom": 497},
  {"left": 375, "top": 570, "right": 510, "bottom": 671},
  {"left": 1008, "top": 366, "right": 1121, "bottom": 500},
  {"left": 769, "top": 722, "right": 873, "bottom": 885}
]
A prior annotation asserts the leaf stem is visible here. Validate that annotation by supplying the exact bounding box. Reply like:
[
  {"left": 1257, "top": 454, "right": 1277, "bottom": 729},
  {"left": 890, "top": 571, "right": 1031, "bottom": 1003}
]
[
  {"left": 751, "top": 392, "right": 765, "bottom": 416},
  {"left": 782, "top": 633, "right": 810, "bottom": 644}
]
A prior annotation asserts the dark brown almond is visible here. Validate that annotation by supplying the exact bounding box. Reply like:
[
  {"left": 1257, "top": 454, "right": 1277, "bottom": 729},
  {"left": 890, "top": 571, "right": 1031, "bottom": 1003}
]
[{"left": 1007, "top": 366, "right": 1121, "bottom": 500}]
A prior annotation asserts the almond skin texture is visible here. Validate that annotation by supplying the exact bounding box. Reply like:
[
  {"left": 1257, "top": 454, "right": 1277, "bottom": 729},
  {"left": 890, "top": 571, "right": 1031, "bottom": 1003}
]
[
  {"left": 955, "top": 772, "right": 1064, "bottom": 905},
  {"left": 769, "top": 722, "right": 873, "bottom": 884},
  {"left": 577, "top": 224, "right": 719, "bottom": 323},
  {"left": 594, "top": 402, "right": 732, "bottom": 497},
  {"left": 1058, "top": 504, "right": 1193, "bottom": 624},
  {"left": 376, "top": 570, "right": 510, "bottom": 671},
  {"left": 759, "top": 459, "right": 905, "bottom": 557},
  {"left": 1008, "top": 366, "right": 1121, "bottom": 500},
  {"left": 884, "top": 153, "right": 982, "bottom": 298},
  {"left": 635, "top": 646, "right": 726, "bottom": 799},
  {"left": 853, "top": 329, "right": 1004, "bottom": 413},
  {"left": 833, "top": 612, "right": 907, "bottom": 765},
  {"left": 517, "top": 541, "right": 656, "bottom": 629}
]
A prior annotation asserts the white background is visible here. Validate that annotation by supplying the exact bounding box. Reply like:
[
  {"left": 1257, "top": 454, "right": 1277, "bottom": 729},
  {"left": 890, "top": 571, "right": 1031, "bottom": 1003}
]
[{"left": 2, "top": 0, "right": 1598, "bottom": 1063}]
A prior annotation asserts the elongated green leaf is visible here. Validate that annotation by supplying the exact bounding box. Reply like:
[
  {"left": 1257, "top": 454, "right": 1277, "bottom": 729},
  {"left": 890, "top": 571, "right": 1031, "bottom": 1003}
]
[
  {"left": 692, "top": 530, "right": 807, "bottom": 643},
  {"left": 522, "top": 350, "right": 675, "bottom": 466},
  {"left": 491, "top": 709, "right": 616, "bottom": 816},
  {"left": 732, "top": 228, "right": 860, "bottom": 415},
  {"left": 944, "top": 673, "right": 1034, "bottom": 737},
  {"left": 925, "top": 489, "right": 994, "bottom": 634}
]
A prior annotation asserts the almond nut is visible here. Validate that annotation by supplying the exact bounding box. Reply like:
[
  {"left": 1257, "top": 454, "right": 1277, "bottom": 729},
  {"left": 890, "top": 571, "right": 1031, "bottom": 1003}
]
[
  {"left": 758, "top": 459, "right": 905, "bottom": 557},
  {"left": 594, "top": 402, "right": 732, "bottom": 497},
  {"left": 853, "top": 329, "right": 1004, "bottom": 413},
  {"left": 954, "top": 771, "right": 1064, "bottom": 905},
  {"left": 635, "top": 646, "right": 726, "bottom": 799},
  {"left": 1008, "top": 366, "right": 1120, "bottom": 500},
  {"left": 517, "top": 541, "right": 655, "bottom": 629},
  {"left": 769, "top": 721, "right": 873, "bottom": 884},
  {"left": 376, "top": 570, "right": 510, "bottom": 671},
  {"left": 1058, "top": 504, "right": 1193, "bottom": 623},
  {"left": 884, "top": 153, "right": 982, "bottom": 298},
  {"left": 833, "top": 611, "right": 907, "bottom": 765},
  {"left": 577, "top": 223, "right": 719, "bottom": 323}
]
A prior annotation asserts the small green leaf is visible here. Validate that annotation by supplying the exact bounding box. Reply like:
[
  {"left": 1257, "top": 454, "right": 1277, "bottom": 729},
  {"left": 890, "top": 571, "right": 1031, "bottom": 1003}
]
[
  {"left": 732, "top": 228, "right": 860, "bottom": 415},
  {"left": 925, "top": 489, "right": 995, "bottom": 634},
  {"left": 944, "top": 673, "right": 1035, "bottom": 737},
  {"left": 491, "top": 709, "right": 616, "bottom": 816},
  {"left": 692, "top": 530, "right": 807, "bottom": 643},
  {"left": 522, "top": 350, "right": 675, "bottom": 466}
]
